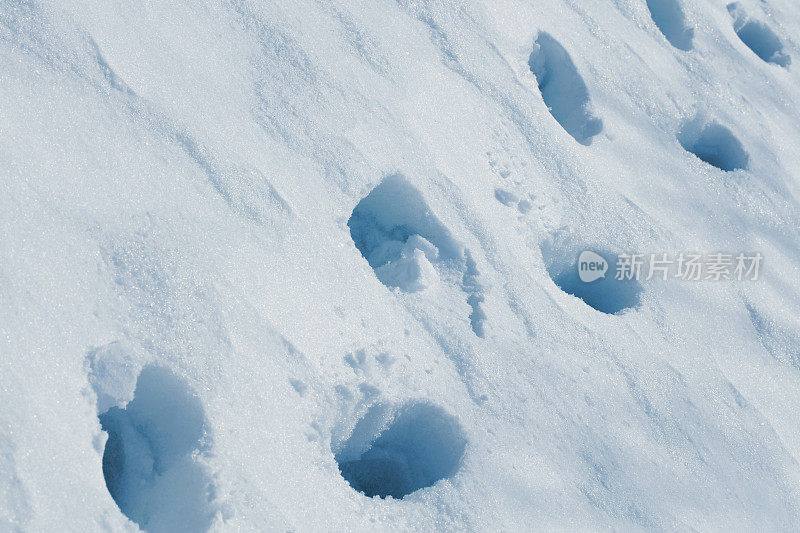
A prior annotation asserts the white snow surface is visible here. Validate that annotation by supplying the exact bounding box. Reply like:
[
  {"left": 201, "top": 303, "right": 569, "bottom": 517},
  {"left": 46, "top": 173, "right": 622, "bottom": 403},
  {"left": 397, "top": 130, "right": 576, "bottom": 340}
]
[{"left": 2, "top": 0, "right": 800, "bottom": 530}]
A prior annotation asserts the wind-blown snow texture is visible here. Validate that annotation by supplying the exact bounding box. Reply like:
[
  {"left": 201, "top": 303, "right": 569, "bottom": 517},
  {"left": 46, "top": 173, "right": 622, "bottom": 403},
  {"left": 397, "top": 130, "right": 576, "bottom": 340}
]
[{"left": 1, "top": 0, "right": 800, "bottom": 530}]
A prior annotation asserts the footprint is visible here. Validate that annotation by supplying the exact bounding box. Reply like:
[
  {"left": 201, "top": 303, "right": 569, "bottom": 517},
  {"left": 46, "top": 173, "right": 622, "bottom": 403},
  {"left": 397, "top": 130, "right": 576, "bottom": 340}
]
[
  {"left": 541, "top": 234, "right": 643, "bottom": 315},
  {"left": 97, "top": 366, "right": 216, "bottom": 532},
  {"left": 517, "top": 198, "right": 533, "bottom": 214},
  {"left": 495, "top": 188, "right": 534, "bottom": 214},
  {"left": 334, "top": 401, "right": 467, "bottom": 499},
  {"left": 487, "top": 151, "right": 512, "bottom": 180},
  {"left": 349, "top": 174, "right": 487, "bottom": 337},
  {"left": 343, "top": 347, "right": 397, "bottom": 377},
  {"left": 646, "top": 0, "right": 694, "bottom": 51},
  {"left": 494, "top": 188, "right": 519, "bottom": 207},
  {"left": 678, "top": 117, "right": 749, "bottom": 172},
  {"left": 289, "top": 378, "right": 308, "bottom": 396},
  {"left": 463, "top": 252, "right": 487, "bottom": 338},
  {"left": 528, "top": 32, "right": 603, "bottom": 146},
  {"left": 728, "top": 3, "right": 791, "bottom": 67}
]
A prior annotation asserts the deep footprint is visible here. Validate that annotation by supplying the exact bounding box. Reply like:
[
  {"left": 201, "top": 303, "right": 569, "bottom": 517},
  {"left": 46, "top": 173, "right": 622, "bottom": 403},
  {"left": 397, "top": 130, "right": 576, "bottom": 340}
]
[
  {"left": 349, "top": 174, "right": 487, "bottom": 336},
  {"left": 728, "top": 3, "right": 791, "bottom": 67},
  {"left": 646, "top": 0, "right": 694, "bottom": 51},
  {"left": 529, "top": 32, "right": 603, "bottom": 146},
  {"left": 99, "top": 366, "right": 215, "bottom": 532},
  {"left": 335, "top": 402, "right": 467, "bottom": 499},
  {"left": 678, "top": 118, "right": 749, "bottom": 172},
  {"left": 542, "top": 243, "right": 643, "bottom": 315}
]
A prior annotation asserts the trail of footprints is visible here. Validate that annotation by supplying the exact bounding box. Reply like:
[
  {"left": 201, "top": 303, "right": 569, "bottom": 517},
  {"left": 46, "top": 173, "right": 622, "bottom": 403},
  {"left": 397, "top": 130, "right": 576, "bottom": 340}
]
[
  {"left": 335, "top": 0, "right": 788, "bottom": 499},
  {"left": 89, "top": 0, "right": 791, "bottom": 526}
]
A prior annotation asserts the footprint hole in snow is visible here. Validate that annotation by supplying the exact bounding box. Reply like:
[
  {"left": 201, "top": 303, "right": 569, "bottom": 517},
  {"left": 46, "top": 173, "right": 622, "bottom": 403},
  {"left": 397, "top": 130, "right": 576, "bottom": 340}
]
[
  {"left": 678, "top": 118, "right": 749, "bottom": 172},
  {"left": 646, "top": 0, "right": 694, "bottom": 51},
  {"left": 528, "top": 32, "right": 603, "bottom": 146},
  {"left": 98, "top": 366, "right": 215, "bottom": 532},
  {"left": 349, "top": 174, "right": 488, "bottom": 336},
  {"left": 348, "top": 174, "right": 462, "bottom": 292},
  {"left": 728, "top": 3, "right": 791, "bottom": 67},
  {"left": 334, "top": 401, "right": 467, "bottom": 499},
  {"left": 494, "top": 188, "right": 519, "bottom": 207},
  {"left": 542, "top": 241, "right": 643, "bottom": 315}
]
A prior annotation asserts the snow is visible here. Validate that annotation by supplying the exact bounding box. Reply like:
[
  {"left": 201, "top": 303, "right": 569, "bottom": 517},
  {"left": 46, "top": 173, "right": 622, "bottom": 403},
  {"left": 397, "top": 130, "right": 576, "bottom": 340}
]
[{"left": 1, "top": 0, "right": 800, "bottom": 530}]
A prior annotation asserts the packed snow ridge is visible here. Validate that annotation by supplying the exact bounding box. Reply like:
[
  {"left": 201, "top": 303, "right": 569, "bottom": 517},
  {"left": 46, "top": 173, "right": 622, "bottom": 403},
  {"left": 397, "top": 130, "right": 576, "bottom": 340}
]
[{"left": 2, "top": 0, "right": 800, "bottom": 531}]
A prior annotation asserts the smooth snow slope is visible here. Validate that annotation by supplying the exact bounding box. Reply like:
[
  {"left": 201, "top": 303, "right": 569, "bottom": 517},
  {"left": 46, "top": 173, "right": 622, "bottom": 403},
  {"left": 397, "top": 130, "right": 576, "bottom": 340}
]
[{"left": 2, "top": 0, "right": 800, "bottom": 530}]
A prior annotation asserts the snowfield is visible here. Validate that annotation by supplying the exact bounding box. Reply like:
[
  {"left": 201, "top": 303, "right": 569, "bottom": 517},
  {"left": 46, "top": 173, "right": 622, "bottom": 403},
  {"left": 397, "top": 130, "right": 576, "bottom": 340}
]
[{"left": 2, "top": 0, "right": 800, "bottom": 530}]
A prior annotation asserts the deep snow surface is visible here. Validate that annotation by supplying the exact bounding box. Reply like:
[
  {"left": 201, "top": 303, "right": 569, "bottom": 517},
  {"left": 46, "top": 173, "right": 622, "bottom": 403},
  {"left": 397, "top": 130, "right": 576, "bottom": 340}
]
[{"left": 2, "top": 0, "right": 800, "bottom": 530}]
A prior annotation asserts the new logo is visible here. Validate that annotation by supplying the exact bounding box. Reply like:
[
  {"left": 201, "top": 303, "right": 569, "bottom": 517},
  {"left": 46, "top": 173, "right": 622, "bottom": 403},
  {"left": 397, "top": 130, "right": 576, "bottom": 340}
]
[{"left": 578, "top": 251, "right": 608, "bottom": 283}]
